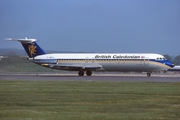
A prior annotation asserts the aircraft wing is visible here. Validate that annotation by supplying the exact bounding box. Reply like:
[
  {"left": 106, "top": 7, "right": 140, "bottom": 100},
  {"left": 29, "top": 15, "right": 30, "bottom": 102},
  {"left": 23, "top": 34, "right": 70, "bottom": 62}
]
[{"left": 44, "top": 64, "right": 102, "bottom": 70}]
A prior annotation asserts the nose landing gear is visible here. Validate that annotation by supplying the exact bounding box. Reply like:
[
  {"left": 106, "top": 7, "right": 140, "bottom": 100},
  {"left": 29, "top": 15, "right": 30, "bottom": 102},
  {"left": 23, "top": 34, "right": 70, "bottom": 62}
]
[{"left": 147, "top": 72, "right": 151, "bottom": 77}]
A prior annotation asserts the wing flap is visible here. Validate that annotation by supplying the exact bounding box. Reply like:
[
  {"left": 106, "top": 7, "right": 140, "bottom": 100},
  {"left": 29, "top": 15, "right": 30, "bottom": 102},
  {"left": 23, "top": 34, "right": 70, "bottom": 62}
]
[{"left": 46, "top": 64, "right": 102, "bottom": 70}]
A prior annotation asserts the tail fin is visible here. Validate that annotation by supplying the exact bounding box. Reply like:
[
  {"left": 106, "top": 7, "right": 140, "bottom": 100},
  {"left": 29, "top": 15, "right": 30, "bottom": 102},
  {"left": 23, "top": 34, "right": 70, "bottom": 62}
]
[{"left": 6, "top": 37, "right": 45, "bottom": 58}]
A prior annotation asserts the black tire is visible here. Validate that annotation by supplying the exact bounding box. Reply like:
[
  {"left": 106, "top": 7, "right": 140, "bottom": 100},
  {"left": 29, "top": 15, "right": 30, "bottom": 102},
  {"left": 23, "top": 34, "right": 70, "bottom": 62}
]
[
  {"left": 147, "top": 72, "right": 151, "bottom": 77},
  {"left": 86, "top": 71, "right": 92, "bottom": 76},
  {"left": 78, "top": 71, "right": 84, "bottom": 76}
]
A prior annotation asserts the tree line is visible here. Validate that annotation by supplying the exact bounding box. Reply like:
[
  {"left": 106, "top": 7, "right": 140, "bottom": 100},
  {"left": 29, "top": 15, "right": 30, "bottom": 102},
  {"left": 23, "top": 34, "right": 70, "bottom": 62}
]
[{"left": 164, "top": 54, "right": 180, "bottom": 65}]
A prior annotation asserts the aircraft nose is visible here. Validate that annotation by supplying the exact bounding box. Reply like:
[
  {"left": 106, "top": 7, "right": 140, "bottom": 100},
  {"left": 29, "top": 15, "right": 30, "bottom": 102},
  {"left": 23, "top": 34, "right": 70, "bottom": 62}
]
[
  {"left": 165, "top": 61, "right": 175, "bottom": 68},
  {"left": 168, "top": 63, "right": 175, "bottom": 68}
]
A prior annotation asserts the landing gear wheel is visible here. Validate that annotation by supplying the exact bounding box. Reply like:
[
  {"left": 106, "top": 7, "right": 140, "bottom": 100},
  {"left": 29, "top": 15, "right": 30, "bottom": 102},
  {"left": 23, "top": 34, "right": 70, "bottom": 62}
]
[
  {"left": 147, "top": 72, "right": 151, "bottom": 77},
  {"left": 86, "top": 71, "right": 92, "bottom": 76},
  {"left": 78, "top": 71, "right": 84, "bottom": 76}
]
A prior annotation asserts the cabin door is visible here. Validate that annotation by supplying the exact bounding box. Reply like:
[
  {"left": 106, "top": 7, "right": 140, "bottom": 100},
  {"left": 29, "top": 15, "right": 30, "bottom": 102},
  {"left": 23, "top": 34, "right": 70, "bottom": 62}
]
[{"left": 144, "top": 57, "right": 149, "bottom": 66}]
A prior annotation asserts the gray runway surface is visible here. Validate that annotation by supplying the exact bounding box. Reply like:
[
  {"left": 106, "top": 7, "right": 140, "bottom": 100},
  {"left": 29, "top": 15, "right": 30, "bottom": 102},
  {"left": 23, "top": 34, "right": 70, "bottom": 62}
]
[{"left": 0, "top": 73, "right": 180, "bottom": 82}]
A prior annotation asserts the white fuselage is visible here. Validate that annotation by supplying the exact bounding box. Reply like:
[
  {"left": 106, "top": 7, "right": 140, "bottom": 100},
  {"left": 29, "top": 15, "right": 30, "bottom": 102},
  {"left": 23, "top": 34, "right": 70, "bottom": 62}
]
[{"left": 31, "top": 53, "right": 173, "bottom": 72}]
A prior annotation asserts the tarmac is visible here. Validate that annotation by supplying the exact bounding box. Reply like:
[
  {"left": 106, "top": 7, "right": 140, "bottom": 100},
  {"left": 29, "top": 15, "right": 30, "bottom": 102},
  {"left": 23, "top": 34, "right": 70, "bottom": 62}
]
[{"left": 0, "top": 73, "right": 180, "bottom": 82}]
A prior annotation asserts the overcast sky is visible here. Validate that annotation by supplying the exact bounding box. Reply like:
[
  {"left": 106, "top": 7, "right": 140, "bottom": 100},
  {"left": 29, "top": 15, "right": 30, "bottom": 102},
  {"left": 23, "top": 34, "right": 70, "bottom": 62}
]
[{"left": 0, "top": 0, "right": 180, "bottom": 55}]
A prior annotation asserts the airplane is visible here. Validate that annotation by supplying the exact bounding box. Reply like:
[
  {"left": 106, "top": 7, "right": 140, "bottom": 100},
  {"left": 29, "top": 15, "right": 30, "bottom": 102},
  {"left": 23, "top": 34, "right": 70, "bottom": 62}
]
[
  {"left": 6, "top": 37, "right": 175, "bottom": 77},
  {"left": 0, "top": 56, "right": 3, "bottom": 60},
  {"left": 167, "top": 65, "right": 180, "bottom": 71},
  {"left": 0, "top": 56, "right": 8, "bottom": 61}
]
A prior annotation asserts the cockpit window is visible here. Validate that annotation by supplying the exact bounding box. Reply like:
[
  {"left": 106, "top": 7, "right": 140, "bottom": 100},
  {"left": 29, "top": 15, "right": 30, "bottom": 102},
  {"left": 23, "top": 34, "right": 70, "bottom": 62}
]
[{"left": 156, "top": 57, "right": 166, "bottom": 60}]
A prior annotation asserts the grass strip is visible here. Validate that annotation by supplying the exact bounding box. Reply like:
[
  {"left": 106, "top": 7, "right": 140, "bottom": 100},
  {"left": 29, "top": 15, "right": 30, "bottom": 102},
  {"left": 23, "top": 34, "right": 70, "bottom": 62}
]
[{"left": 0, "top": 81, "right": 180, "bottom": 120}]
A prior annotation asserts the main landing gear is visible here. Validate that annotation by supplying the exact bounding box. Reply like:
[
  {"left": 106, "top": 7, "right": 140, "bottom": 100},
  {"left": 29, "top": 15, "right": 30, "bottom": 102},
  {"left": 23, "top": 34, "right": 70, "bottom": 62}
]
[
  {"left": 78, "top": 71, "right": 152, "bottom": 77},
  {"left": 147, "top": 72, "right": 151, "bottom": 77},
  {"left": 78, "top": 71, "right": 92, "bottom": 76}
]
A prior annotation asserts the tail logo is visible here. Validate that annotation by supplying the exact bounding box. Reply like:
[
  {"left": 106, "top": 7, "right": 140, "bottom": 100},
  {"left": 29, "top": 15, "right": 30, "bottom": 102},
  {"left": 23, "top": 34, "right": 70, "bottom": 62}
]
[{"left": 28, "top": 43, "right": 36, "bottom": 57}]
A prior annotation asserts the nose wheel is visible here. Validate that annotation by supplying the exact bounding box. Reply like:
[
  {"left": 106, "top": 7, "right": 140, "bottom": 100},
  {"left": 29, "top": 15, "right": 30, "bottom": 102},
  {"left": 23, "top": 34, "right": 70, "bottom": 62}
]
[{"left": 147, "top": 72, "right": 151, "bottom": 77}]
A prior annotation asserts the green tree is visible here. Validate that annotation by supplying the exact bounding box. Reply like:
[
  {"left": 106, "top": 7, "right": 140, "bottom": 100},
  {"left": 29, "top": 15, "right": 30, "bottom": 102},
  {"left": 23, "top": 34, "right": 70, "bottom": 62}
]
[
  {"left": 173, "top": 55, "right": 180, "bottom": 65},
  {"left": 163, "top": 54, "right": 172, "bottom": 62}
]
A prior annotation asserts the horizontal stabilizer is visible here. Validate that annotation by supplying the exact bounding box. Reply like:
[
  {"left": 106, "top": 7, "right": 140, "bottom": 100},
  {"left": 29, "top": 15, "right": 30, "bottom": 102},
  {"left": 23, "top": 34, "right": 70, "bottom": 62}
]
[{"left": 5, "top": 37, "right": 36, "bottom": 43}]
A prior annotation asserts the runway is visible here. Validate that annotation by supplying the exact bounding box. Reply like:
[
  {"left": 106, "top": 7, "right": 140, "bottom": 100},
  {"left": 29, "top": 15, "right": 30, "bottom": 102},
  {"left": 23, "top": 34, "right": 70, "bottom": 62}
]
[{"left": 0, "top": 73, "right": 180, "bottom": 82}]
